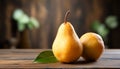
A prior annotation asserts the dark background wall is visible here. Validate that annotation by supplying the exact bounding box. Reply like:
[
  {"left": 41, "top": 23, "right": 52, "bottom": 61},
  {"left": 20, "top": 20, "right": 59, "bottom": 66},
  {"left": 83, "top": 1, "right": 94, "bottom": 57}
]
[{"left": 0, "top": 0, "right": 120, "bottom": 49}]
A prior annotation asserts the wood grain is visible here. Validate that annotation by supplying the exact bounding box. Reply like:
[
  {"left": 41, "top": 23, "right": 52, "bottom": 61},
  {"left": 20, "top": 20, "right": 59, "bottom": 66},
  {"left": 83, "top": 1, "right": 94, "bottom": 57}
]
[
  {"left": 0, "top": 0, "right": 103, "bottom": 49},
  {"left": 0, "top": 49, "right": 120, "bottom": 68}
]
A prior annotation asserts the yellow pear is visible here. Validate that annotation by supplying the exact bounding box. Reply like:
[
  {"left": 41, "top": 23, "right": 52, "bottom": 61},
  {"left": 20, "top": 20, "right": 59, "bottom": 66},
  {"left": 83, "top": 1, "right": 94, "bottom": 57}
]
[
  {"left": 52, "top": 10, "right": 83, "bottom": 63},
  {"left": 80, "top": 32, "right": 105, "bottom": 61}
]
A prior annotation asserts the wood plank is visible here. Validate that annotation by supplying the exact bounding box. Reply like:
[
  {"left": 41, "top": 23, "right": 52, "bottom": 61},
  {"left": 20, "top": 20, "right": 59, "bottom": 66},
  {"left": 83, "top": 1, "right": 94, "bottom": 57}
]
[{"left": 0, "top": 49, "right": 120, "bottom": 68}]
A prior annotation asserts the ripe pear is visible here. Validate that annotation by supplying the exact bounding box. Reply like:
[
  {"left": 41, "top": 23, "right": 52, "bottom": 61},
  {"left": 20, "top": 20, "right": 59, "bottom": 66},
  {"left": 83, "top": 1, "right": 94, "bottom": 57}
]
[
  {"left": 52, "top": 10, "right": 83, "bottom": 63},
  {"left": 80, "top": 32, "right": 105, "bottom": 61}
]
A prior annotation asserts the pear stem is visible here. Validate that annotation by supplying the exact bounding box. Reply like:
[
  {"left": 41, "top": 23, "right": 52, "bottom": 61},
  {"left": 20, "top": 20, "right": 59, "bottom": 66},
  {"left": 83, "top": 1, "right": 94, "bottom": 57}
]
[{"left": 64, "top": 10, "right": 70, "bottom": 23}]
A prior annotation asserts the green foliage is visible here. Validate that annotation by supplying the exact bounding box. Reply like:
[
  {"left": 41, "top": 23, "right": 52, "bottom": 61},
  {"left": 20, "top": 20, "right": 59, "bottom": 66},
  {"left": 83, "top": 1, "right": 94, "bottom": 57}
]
[
  {"left": 18, "top": 14, "right": 29, "bottom": 24},
  {"left": 105, "top": 16, "right": 118, "bottom": 29},
  {"left": 34, "top": 50, "right": 58, "bottom": 63},
  {"left": 18, "top": 23, "right": 25, "bottom": 32},
  {"left": 91, "top": 16, "right": 118, "bottom": 39},
  {"left": 13, "top": 9, "right": 24, "bottom": 21},
  {"left": 28, "top": 17, "right": 39, "bottom": 30},
  {"left": 13, "top": 9, "right": 40, "bottom": 32},
  {"left": 91, "top": 20, "right": 101, "bottom": 31},
  {"left": 91, "top": 20, "right": 109, "bottom": 38},
  {"left": 97, "top": 24, "right": 109, "bottom": 38}
]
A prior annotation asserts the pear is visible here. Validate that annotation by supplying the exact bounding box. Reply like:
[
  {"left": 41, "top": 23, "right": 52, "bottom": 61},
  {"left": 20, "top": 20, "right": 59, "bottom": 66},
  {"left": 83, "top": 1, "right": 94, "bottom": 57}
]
[
  {"left": 80, "top": 32, "right": 105, "bottom": 61},
  {"left": 52, "top": 10, "right": 83, "bottom": 63}
]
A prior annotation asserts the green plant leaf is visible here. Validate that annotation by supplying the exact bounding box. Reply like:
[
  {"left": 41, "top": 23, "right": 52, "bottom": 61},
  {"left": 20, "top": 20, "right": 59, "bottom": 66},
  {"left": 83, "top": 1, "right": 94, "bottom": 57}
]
[
  {"left": 13, "top": 9, "right": 24, "bottom": 21},
  {"left": 97, "top": 24, "right": 109, "bottom": 38},
  {"left": 91, "top": 20, "right": 101, "bottom": 32},
  {"left": 27, "top": 22, "right": 34, "bottom": 30},
  {"left": 91, "top": 20, "right": 109, "bottom": 38},
  {"left": 29, "top": 17, "right": 39, "bottom": 28},
  {"left": 18, "top": 23, "right": 25, "bottom": 32},
  {"left": 105, "top": 16, "right": 118, "bottom": 29},
  {"left": 18, "top": 14, "right": 29, "bottom": 24},
  {"left": 34, "top": 50, "right": 58, "bottom": 63},
  {"left": 27, "top": 17, "right": 39, "bottom": 30}
]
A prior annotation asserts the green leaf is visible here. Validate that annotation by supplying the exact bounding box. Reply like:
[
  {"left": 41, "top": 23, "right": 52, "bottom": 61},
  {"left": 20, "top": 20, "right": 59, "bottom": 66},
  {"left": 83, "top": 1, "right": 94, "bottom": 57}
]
[
  {"left": 18, "top": 23, "right": 25, "bottom": 32},
  {"left": 13, "top": 9, "right": 24, "bottom": 21},
  {"left": 91, "top": 20, "right": 101, "bottom": 32},
  {"left": 34, "top": 50, "right": 58, "bottom": 63},
  {"left": 29, "top": 17, "right": 39, "bottom": 28},
  {"left": 105, "top": 16, "right": 118, "bottom": 29},
  {"left": 27, "top": 22, "right": 34, "bottom": 30},
  {"left": 97, "top": 24, "right": 109, "bottom": 38},
  {"left": 18, "top": 14, "right": 29, "bottom": 24},
  {"left": 91, "top": 20, "right": 109, "bottom": 38}
]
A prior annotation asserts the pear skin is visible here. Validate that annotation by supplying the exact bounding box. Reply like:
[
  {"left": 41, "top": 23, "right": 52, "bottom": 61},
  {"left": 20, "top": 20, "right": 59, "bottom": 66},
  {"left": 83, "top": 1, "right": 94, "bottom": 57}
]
[
  {"left": 80, "top": 32, "right": 105, "bottom": 61},
  {"left": 52, "top": 10, "right": 83, "bottom": 63},
  {"left": 52, "top": 22, "right": 83, "bottom": 63}
]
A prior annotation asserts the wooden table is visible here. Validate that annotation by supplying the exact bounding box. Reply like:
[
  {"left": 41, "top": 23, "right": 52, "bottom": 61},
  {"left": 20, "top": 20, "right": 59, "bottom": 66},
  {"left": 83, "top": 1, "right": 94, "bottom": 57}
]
[{"left": 0, "top": 49, "right": 120, "bottom": 68}]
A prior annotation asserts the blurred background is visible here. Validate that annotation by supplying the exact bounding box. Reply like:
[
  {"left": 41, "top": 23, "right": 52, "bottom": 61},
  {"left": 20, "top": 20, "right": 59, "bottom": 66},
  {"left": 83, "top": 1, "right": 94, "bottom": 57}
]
[{"left": 0, "top": 0, "right": 120, "bottom": 49}]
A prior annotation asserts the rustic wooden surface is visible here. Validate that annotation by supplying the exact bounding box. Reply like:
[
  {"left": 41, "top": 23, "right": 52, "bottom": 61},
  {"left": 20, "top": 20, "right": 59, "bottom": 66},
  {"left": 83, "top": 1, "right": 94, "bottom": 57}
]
[{"left": 0, "top": 49, "right": 120, "bottom": 68}]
